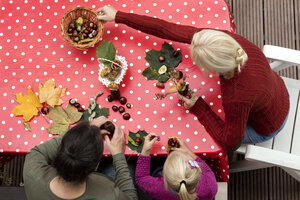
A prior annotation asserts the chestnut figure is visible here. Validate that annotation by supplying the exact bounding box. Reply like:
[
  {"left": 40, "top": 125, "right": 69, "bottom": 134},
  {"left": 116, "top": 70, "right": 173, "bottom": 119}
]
[
  {"left": 123, "top": 113, "right": 130, "bottom": 120},
  {"left": 119, "top": 97, "right": 127, "bottom": 105},
  {"left": 158, "top": 56, "right": 165, "bottom": 62},
  {"left": 107, "top": 95, "right": 114, "bottom": 102},
  {"left": 100, "top": 121, "right": 115, "bottom": 135},
  {"left": 135, "top": 137, "right": 142, "bottom": 145},
  {"left": 41, "top": 107, "right": 49, "bottom": 115},
  {"left": 112, "top": 105, "right": 119, "bottom": 112},
  {"left": 119, "top": 106, "right": 125, "bottom": 113}
]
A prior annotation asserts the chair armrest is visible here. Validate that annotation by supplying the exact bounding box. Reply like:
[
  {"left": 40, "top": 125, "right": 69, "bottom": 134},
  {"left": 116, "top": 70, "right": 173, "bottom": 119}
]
[
  {"left": 245, "top": 145, "right": 300, "bottom": 171},
  {"left": 215, "top": 182, "right": 228, "bottom": 200},
  {"left": 263, "top": 45, "right": 300, "bottom": 65}
]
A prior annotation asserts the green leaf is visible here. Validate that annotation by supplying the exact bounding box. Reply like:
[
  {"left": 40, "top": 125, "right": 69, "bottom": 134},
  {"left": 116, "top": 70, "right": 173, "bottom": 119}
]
[
  {"left": 142, "top": 67, "right": 159, "bottom": 80},
  {"left": 96, "top": 40, "right": 116, "bottom": 65},
  {"left": 144, "top": 42, "right": 182, "bottom": 73},
  {"left": 158, "top": 74, "right": 170, "bottom": 83},
  {"left": 126, "top": 130, "right": 149, "bottom": 153},
  {"left": 80, "top": 104, "right": 109, "bottom": 122},
  {"left": 23, "top": 120, "right": 31, "bottom": 131}
]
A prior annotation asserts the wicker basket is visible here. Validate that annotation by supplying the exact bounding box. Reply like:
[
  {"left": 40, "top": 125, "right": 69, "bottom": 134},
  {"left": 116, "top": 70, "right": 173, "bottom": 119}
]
[{"left": 61, "top": 7, "right": 103, "bottom": 50}]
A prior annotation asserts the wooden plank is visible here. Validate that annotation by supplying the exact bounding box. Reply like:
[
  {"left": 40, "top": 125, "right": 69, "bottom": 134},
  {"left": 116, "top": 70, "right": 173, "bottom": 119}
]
[
  {"left": 291, "top": 91, "right": 300, "bottom": 155},
  {"left": 272, "top": 85, "right": 298, "bottom": 152}
]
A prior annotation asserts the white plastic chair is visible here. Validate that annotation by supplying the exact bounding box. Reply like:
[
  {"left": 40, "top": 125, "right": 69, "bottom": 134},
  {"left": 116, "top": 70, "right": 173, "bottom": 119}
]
[
  {"left": 229, "top": 45, "right": 300, "bottom": 182},
  {"left": 215, "top": 182, "right": 228, "bottom": 200}
]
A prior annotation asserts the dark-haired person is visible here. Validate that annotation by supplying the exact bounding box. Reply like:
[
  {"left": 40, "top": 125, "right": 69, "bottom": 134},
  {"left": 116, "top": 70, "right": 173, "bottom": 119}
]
[{"left": 23, "top": 116, "right": 138, "bottom": 200}]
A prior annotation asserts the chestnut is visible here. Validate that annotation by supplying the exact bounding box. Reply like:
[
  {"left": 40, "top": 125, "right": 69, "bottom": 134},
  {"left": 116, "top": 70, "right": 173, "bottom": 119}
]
[
  {"left": 158, "top": 56, "right": 165, "bottom": 62},
  {"left": 119, "top": 106, "right": 125, "bottom": 113},
  {"left": 123, "top": 113, "right": 130, "bottom": 120},
  {"left": 41, "top": 107, "right": 49, "bottom": 115},
  {"left": 69, "top": 98, "right": 76, "bottom": 105},
  {"left": 119, "top": 97, "right": 127, "bottom": 105},
  {"left": 135, "top": 137, "right": 142, "bottom": 145},
  {"left": 126, "top": 103, "right": 132, "bottom": 108},
  {"left": 73, "top": 37, "right": 80, "bottom": 42},
  {"left": 107, "top": 95, "right": 114, "bottom": 102},
  {"left": 74, "top": 102, "right": 80, "bottom": 108},
  {"left": 100, "top": 121, "right": 115, "bottom": 135},
  {"left": 112, "top": 105, "right": 119, "bottom": 112}
]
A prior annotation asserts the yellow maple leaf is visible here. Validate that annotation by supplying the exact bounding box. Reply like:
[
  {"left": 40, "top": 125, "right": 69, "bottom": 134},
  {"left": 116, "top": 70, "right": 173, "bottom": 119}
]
[
  {"left": 12, "top": 87, "right": 43, "bottom": 121},
  {"left": 39, "top": 79, "right": 66, "bottom": 107}
]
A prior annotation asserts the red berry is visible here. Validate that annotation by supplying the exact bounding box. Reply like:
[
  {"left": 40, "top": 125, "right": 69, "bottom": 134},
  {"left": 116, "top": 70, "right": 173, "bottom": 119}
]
[
  {"left": 135, "top": 137, "right": 142, "bottom": 144},
  {"left": 119, "top": 106, "right": 125, "bottom": 113},
  {"left": 123, "top": 113, "right": 130, "bottom": 120},
  {"left": 112, "top": 105, "right": 119, "bottom": 112},
  {"left": 41, "top": 107, "right": 49, "bottom": 115}
]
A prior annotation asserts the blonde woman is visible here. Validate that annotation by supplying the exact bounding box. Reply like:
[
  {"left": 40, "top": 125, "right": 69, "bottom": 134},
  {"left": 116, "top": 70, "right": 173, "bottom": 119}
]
[
  {"left": 97, "top": 6, "right": 289, "bottom": 153},
  {"left": 135, "top": 133, "right": 217, "bottom": 200}
]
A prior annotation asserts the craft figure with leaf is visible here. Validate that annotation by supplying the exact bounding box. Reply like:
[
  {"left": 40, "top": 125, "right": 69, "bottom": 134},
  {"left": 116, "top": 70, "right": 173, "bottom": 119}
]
[
  {"left": 142, "top": 42, "right": 190, "bottom": 100},
  {"left": 12, "top": 86, "right": 43, "bottom": 122},
  {"left": 47, "top": 104, "right": 83, "bottom": 135},
  {"left": 97, "top": 40, "right": 128, "bottom": 100},
  {"left": 127, "top": 130, "right": 149, "bottom": 153},
  {"left": 80, "top": 91, "right": 109, "bottom": 121}
]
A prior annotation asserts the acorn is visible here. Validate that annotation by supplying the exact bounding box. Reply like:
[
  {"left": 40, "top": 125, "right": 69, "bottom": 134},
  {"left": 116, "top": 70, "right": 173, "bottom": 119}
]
[
  {"left": 119, "top": 106, "right": 125, "bottom": 113},
  {"left": 119, "top": 97, "right": 127, "bottom": 105},
  {"left": 41, "top": 107, "right": 49, "bottom": 115},
  {"left": 158, "top": 56, "right": 165, "bottom": 62},
  {"left": 100, "top": 121, "right": 115, "bottom": 135},
  {"left": 123, "top": 113, "right": 130, "bottom": 120},
  {"left": 135, "top": 137, "right": 142, "bottom": 145}
]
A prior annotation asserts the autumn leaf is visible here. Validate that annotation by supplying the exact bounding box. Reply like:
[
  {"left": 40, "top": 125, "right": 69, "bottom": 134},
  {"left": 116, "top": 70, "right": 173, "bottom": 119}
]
[
  {"left": 12, "top": 87, "right": 43, "bottom": 121},
  {"left": 39, "top": 79, "right": 66, "bottom": 107},
  {"left": 126, "top": 130, "right": 149, "bottom": 153},
  {"left": 47, "top": 105, "right": 83, "bottom": 135}
]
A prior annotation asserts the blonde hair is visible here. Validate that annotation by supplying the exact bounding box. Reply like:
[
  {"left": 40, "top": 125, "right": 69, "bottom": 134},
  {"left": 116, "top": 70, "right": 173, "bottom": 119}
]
[
  {"left": 163, "top": 151, "right": 201, "bottom": 200},
  {"left": 190, "top": 29, "right": 248, "bottom": 74}
]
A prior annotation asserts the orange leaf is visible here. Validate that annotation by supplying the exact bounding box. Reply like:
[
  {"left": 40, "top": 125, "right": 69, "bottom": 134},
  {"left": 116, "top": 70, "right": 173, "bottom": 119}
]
[
  {"left": 38, "top": 79, "right": 66, "bottom": 107},
  {"left": 12, "top": 87, "right": 43, "bottom": 121}
]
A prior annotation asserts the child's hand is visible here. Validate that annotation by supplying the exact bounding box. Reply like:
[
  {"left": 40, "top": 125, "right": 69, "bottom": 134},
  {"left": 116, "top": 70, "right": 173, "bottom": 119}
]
[
  {"left": 97, "top": 5, "right": 117, "bottom": 22},
  {"left": 141, "top": 133, "right": 159, "bottom": 156},
  {"left": 177, "top": 89, "right": 199, "bottom": 109},
  {"left": 173, "top": 138, "right": 197, "bottom": 160}
]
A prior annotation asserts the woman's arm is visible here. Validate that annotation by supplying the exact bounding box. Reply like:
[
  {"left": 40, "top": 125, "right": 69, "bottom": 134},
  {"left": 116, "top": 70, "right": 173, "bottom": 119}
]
[
  {"left": 195, "top": 156, "right": 218, "bottom": 199},
  {"left": 115, "top": 11, "right": 201, "bottom": 44},
  {"left": 191, "top": 98, "right": 251, "bottom": 153}
]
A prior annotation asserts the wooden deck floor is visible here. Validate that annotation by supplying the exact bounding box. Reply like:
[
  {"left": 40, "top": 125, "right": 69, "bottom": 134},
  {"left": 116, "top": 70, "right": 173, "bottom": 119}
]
[{"left": 0, "top": 0, "right": 300, "bottom": 200}]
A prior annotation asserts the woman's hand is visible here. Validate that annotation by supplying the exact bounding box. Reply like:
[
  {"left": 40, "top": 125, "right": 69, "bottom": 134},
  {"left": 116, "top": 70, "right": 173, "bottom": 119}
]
[
  {"left": 141, "top": 133, "right": 159, "bottom": 156},
  {"left": 173, "top": 138, "right": 197, "bottom": 160},
  {"left": 104, "top": 124, "right": 125, "bottom": 155},
  {"left": 177, "top": 89, "right": 199, "bottom": 109},
  {"left": 97, "top": 5, "right": 117, "bottom": 22},
  {"left": 90, "top": 116, "right": 111, "bottom": 135}
]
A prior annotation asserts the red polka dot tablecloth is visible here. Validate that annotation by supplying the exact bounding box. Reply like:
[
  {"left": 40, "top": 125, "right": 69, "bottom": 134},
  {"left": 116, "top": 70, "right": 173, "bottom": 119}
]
[{"left": 0, "top": 0, "right": 235, "bottom": 181}]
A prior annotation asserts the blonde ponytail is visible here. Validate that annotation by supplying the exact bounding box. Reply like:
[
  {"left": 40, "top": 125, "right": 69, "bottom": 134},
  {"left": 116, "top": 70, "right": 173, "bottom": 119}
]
[
  {"left": 190, "top": 29, "right": 248, "bottom": 74},
  {"left": 163, "top": 151, "right": 201, "bottom": 200}
]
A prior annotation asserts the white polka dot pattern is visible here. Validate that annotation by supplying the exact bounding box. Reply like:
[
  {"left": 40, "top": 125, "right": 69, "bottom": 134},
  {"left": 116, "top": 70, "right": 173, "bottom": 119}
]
[{"left": 0, "top": 0, "right": 232, "bottom": 182}]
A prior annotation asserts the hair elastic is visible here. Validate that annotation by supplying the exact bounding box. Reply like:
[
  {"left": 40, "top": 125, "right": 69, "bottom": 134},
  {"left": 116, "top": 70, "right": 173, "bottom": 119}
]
[
  {"left": 188, "top": 160, "right": 200, "bottom": 169},
  {"left": 180, "top": 180, "right": 186, "bottom": 186}
]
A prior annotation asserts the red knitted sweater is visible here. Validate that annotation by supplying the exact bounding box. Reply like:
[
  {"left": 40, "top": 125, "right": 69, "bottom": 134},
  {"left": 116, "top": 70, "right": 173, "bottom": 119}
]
[{"left": 116, "top": 11, "right": 290, "bottom": 153}]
